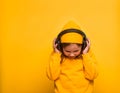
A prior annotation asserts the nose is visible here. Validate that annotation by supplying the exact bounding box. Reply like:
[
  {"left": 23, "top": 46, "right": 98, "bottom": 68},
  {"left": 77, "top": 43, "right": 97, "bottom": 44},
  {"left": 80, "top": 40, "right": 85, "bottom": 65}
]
[{"left": 69, "top": 53, "right": 75, "bottom": 57}]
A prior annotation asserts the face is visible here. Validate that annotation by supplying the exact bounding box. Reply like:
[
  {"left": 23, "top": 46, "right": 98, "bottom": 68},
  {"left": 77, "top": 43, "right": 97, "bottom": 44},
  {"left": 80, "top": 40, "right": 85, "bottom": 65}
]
[{"left": 62, "top": 44, "right": 82, "bottom": 59}]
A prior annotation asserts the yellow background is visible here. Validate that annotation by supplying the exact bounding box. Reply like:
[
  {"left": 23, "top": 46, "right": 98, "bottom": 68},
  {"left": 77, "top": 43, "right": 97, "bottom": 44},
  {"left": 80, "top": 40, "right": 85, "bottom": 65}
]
[{"left": 1, "top": 0, "right": 120, "bottom": 93}]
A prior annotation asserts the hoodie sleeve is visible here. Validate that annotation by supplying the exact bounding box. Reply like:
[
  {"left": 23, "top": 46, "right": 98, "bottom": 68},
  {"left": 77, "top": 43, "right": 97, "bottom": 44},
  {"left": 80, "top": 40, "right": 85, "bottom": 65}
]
[
  {"left": 46, "top": 52, "right": 61, "bottom": 81},
  {"left": 82, "top": 48, "right": 98, "bottom": 80}
]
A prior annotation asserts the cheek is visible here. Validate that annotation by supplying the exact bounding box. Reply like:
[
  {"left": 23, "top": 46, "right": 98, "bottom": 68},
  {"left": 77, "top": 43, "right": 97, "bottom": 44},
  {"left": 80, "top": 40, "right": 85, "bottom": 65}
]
[
  {"left": 76, "top": 49, "right": 82, "bottom": 55},
  {"left": 62, "top": 51, "right": 68, "bottom": 55},
  {"left": 76, "top": 51, "right": 81, "bottom": 55}
]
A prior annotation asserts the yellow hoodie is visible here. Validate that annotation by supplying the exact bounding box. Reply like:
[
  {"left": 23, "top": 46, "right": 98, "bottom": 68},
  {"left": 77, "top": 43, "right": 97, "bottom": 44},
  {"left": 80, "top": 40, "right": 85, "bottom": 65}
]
[{"left": 46, "top": 21, "right": 98, "bottom": 93}]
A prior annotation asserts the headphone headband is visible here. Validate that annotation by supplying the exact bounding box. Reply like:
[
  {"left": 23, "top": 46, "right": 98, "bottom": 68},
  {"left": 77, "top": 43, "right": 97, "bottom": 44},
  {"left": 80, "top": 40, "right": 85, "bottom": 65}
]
[
  {"left": 55, "top": 28, "right": 87, "bottom": 52},
  {"left": 57, "top": 28, "right": 86, "bottom": 40}
]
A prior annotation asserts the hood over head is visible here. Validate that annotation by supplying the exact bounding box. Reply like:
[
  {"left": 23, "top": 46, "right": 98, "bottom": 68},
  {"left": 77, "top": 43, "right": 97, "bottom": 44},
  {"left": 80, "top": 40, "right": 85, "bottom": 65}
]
[{"left": 60, "top": 21, "right": 83, "bottom": 44}]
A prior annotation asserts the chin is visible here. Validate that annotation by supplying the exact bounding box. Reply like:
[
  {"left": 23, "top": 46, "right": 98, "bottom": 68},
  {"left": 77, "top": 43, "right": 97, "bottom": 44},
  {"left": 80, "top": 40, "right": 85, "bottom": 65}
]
[{"left": 68, "top": 56, "right": 76, "bottom": 59}]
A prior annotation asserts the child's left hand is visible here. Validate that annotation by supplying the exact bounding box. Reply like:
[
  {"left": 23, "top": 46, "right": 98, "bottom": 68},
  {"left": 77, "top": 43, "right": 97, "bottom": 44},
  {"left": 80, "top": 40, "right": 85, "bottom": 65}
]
[{"left": 82, "top": 38, "right": 90, "bottom": 54}]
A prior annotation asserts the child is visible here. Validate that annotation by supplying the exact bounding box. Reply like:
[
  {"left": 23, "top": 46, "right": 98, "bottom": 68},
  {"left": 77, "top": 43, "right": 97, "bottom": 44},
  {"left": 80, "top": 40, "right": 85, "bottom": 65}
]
[{"left": 46, "top": 21, "right": 98, "bottom": 93}]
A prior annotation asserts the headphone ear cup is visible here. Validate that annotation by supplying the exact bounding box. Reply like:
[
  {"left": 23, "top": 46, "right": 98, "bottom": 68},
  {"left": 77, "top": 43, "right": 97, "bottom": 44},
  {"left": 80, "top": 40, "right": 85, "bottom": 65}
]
[
  {"left": 82, "top": 38, "right": 87, "bottom": 51},
  {"left": 55, "top": 38, "right": 61, "bottom": 51}
]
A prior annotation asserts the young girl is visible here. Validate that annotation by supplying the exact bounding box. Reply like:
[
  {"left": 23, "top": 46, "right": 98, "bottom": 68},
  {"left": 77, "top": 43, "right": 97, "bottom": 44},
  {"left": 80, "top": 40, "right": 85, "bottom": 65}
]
[{"left": 46, "top": 21, "right": 98, "bottom": 93}]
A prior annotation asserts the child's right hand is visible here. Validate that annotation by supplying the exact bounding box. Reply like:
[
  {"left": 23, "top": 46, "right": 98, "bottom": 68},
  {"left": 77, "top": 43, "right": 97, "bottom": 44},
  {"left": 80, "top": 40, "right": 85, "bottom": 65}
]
[{"left": 53, "top": 38, "right": 61, "bottom": 53}]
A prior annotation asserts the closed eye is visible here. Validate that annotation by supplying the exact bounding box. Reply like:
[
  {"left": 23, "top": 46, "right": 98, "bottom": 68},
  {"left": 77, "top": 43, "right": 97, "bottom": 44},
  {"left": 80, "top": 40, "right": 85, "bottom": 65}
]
[
  {"left": 65, "top": 50, "right": 71, "bottom": 53},
  {"left": 73, "top": 50, "right": 79, "bottom": 52},
  {"left": 65, "top": 50, "right": 79, "bottom": 53}
]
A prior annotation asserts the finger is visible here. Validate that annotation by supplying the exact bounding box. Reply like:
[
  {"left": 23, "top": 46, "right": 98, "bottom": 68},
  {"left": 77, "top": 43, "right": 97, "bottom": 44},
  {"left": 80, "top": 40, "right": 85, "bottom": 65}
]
[
  {"left": 53, "top": 38, "right": 56, "bottom": 44},
  {"left": 86, "top": 38, "right": 90, "bottom": 45},
  {"left": 53, "top": 38, "right": 57, "bottom": 46}
]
